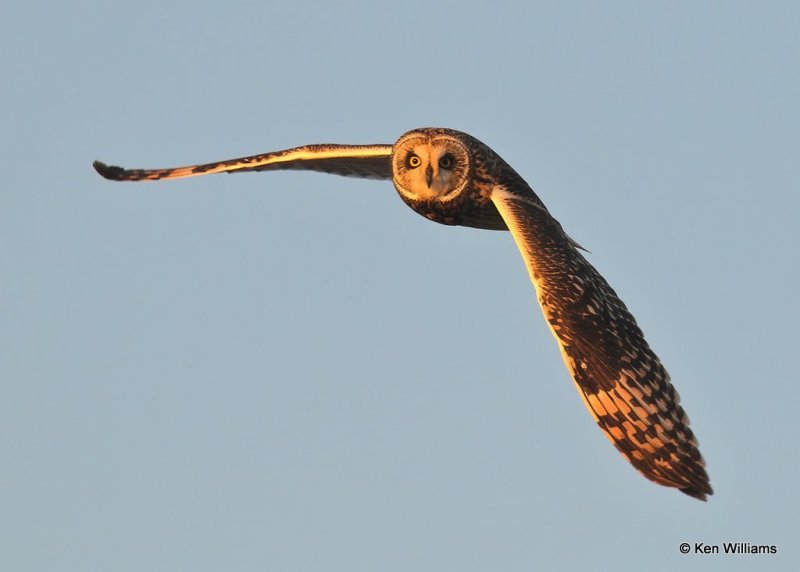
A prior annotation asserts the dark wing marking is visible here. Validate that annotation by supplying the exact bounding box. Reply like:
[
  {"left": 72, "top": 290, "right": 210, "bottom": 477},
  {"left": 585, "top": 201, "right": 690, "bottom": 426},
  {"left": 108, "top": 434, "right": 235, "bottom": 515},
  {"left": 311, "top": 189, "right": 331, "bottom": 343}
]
[
  {"left": 93, "top": 144, "right": 394, "bottom": 182},
  {"left": 491, "top": 187, "right": 712, "bottom": 500}
]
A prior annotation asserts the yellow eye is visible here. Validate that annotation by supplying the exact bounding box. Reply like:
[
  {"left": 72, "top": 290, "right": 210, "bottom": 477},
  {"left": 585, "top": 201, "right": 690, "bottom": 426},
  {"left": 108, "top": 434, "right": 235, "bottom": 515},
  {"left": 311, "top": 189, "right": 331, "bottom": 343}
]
[
  {"left": 439, "top": 155, "right": 454, "bottom": 169},
  {"left": 407, "top": 154, "right": 421, "bottom": 168}
]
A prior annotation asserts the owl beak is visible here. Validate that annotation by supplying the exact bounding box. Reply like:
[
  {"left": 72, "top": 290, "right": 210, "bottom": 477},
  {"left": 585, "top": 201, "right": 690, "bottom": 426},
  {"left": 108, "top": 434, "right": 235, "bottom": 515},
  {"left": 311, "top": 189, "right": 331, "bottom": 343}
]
[{"left": 425, "top": 164, "right": 433, "bottom": 188}]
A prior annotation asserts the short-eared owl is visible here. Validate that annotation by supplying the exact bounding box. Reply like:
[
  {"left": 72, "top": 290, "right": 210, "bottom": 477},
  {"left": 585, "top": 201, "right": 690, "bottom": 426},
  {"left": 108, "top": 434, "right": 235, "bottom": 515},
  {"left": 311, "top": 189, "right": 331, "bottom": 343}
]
[{"left": 94, "top": 127, "right": 712, "bottom": 500}]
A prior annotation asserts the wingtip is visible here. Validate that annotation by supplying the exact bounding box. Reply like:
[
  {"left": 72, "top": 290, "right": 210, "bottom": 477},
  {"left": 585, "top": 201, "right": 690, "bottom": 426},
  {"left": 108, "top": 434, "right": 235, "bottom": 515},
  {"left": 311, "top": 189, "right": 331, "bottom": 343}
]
[
  {"left": 93, "top": 160, "right": 126, "bottom": 180},
  {"left": 681, "top": 483, "right": 713, "bottom": 501}
]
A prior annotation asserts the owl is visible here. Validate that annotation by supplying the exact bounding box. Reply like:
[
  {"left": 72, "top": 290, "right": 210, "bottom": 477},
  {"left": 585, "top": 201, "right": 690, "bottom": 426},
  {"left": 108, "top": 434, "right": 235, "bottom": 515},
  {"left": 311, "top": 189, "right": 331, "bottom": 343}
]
[{"left": 94, "top": 127, "right": 712, "bottom": 500}]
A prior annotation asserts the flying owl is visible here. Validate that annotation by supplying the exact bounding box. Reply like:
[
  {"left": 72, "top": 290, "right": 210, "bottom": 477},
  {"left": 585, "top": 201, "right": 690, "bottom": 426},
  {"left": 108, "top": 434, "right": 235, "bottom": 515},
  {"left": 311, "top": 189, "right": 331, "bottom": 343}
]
[{"left": 93, "top": 127, "right": 712, "bottom": 500}]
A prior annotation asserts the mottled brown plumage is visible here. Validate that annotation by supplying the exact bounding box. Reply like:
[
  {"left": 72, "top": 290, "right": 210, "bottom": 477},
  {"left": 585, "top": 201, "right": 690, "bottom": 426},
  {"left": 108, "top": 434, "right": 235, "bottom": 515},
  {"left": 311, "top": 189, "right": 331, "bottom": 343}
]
[{"left": 94, "top": 127, "right": 712, "bottom": 500}]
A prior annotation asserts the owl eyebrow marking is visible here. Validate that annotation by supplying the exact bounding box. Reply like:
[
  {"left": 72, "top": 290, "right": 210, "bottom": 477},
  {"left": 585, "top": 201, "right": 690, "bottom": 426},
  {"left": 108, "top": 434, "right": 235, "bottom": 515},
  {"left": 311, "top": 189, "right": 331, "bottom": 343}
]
[{"left": 93, "top": 126, "right": 712, "bottom": 501}]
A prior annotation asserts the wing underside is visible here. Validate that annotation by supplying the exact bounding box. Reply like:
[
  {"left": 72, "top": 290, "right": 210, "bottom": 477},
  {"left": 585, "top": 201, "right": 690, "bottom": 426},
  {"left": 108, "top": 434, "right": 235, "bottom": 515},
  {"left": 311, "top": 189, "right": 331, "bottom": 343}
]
[
  {"left": 491, "top": 187, "right": 712, "bottom": 500},
  {"left": 94, "top": 144, "right": 394, "bottom": 182}
]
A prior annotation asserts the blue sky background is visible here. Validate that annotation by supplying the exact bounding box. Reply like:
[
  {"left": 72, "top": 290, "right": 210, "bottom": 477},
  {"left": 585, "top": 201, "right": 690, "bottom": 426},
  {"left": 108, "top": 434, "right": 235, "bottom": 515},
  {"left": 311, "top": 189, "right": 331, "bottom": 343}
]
[{"left": 2, "top": 1, "right": 798, "bottom": 570}]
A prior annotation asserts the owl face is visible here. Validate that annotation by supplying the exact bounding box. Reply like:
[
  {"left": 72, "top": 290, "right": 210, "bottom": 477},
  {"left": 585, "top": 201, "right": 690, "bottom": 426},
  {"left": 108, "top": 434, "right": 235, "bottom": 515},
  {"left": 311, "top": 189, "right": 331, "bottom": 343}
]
[{"left": 391, "top": 131, "right": 472, "bottom": 204}]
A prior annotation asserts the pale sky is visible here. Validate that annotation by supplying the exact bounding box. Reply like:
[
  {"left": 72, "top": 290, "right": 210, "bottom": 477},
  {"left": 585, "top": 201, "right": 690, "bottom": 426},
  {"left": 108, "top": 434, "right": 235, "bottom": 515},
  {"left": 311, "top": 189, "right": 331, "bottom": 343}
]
[{"left": 2, "top": 1, "right": 798, "bottom": 570}]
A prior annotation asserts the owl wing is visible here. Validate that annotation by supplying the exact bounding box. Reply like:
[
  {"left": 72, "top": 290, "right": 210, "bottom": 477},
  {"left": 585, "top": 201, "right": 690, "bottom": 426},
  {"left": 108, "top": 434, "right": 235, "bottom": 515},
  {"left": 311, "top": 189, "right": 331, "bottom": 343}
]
[
  {"left": 491, "top": 186, "right": 712, "bottom": 500},
  {"left": 93, "top": 144, "right": 394, "bottom": 182}
]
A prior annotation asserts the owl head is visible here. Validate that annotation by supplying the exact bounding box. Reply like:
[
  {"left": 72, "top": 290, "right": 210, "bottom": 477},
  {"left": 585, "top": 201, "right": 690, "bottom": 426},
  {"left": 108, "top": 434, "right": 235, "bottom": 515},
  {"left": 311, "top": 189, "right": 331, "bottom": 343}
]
[{"left": 390, "top": 128, "right": 473, "bottom": 204}]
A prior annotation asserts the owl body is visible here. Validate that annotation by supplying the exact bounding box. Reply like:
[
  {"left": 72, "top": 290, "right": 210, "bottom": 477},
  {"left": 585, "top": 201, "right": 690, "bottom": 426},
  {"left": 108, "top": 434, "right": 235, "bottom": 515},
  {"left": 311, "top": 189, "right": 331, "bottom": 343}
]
[
  {"left": 390, "top": 128, "right": 523, "bottom": 230},
  {"left": 93, "top": 127, "right": 712, "bottom": 501}
]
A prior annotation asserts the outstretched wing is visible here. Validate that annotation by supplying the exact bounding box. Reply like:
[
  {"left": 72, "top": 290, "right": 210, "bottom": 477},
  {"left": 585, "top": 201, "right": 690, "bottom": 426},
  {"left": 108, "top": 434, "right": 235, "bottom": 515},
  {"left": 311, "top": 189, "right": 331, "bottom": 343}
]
[
  {"left": 491, "top": 186, "right": 712, "bottom": 500},
  {"left": 93, "top": 144, "right": 394, "bottom": 182}
]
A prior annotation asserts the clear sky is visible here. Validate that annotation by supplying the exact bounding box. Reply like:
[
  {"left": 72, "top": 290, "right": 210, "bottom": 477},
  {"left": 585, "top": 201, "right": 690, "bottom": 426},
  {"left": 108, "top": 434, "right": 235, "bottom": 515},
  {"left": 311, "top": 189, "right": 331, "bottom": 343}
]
[{"left": 3, "top": 1, "right": 798, "bottom": 570}]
